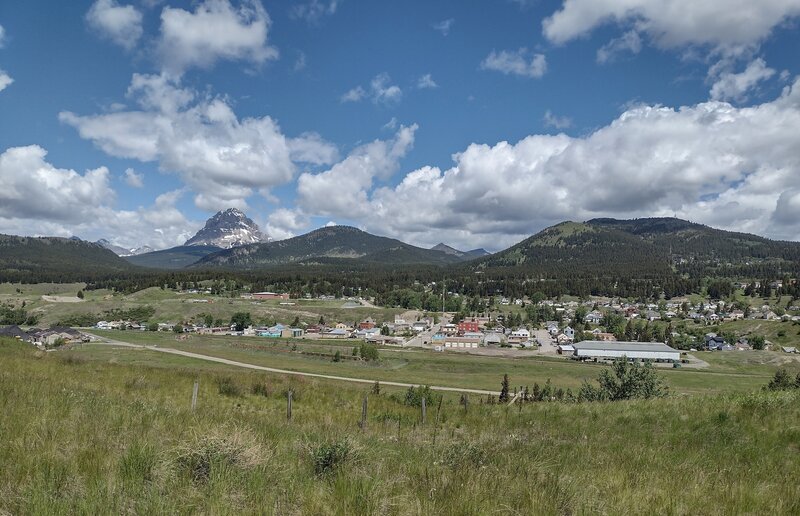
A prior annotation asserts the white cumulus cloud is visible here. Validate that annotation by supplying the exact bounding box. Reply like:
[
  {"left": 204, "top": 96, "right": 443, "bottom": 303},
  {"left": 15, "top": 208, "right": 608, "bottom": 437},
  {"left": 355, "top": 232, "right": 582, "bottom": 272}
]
[
  {"left": 332, "top": 77, "right": 800, "bottom": 250},
  {"left": 341, "top": 73, "right": 402, "bottom": 104},
  {"left": 158, "top": 0, "right": 278, "bottom": 76},
  {"left": 86, "top": 0, "right": 143, "bottom": 50},
  {"left": 481, "top": 49, "right": 547, "bottom": 78},
  {"left": 0, "top": 70, "right": 12, "bottom": 93},
  {"left": 544, "top": 0, "right": 800, "bottom": 52},
  {"left": 60, "top": 73, "right": 335, "bottom": 211},
  {"left": 297, "top": 125, "right": 417, "bottom": 218},
  {"left": 123, "top": 168, "right": 144, "bottom": 187},
  {"left": 710, "top": 58, "right": 776, "bottom": 102}
]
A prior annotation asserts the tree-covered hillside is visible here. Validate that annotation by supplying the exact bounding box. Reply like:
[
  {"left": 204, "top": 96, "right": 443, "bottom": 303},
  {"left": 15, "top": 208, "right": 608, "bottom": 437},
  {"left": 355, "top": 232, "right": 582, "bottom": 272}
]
[
  {"left": 193, "top": 226, "right": 462, "bottom": 269},
  {"left": 0, "top": 235, "right": 137, "bottom": 283}
]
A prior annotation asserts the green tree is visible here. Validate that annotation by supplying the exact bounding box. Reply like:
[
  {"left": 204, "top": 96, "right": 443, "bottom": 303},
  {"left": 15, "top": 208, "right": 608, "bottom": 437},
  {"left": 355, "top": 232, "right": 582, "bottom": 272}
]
[
  {"left": 380, "top": 325, "right": 391, "bottom": 336},
  {"left": 581, "top": 358, "right": 668, "bottom": 401},
  {"left": 574, "top": 306, "right": 588, "bottom": 325},
  {"left": 173, "top": 324, "right": 183, "bottom": 334},
  {"left": 332, "top": 350, "right": 341, "bottom": 362},
  {"left": 359, "top": 343, "right": 380, "bottom": 361},
  {"left": 766, "top": 369, "right": 794, "bottom": 391},
  {"left": 147, "top": 322, "right": 159, "bottom": 332},
  {"left": 499, "top": 374, "right": 510, "bottom": 403},
  {"left": 76, "top": 290, "right": 84, "bottom": 299},
  {"left": 230, "top": 312, "right": 252, "bottom": 332},
  {"left": 747, "top": 335, "right": 766, "bottom": 349},
  {"left": 291, "top": 316, "right": 301, "bottom": 327},
  {"left": 624, "top": 319, "right": 635, "bottom": 342}
]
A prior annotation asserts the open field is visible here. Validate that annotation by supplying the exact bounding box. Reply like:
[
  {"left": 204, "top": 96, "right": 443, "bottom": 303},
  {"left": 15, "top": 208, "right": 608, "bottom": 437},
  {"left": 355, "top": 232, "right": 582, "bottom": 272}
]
[
  {"left": 84, "top": 330, "right": 791, "bottom": 395},
  {"left": 1, "top": 339, "right": 798, "bottom": 514},
  {"left": 0, "top": 283, "right": 406, "bottom": 328}
]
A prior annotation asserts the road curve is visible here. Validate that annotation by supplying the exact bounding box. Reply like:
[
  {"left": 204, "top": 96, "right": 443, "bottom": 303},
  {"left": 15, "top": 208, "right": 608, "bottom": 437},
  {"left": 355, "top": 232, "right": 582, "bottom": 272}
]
[{"left": 84, "top": 334, "right": 500, "bottom": 396}]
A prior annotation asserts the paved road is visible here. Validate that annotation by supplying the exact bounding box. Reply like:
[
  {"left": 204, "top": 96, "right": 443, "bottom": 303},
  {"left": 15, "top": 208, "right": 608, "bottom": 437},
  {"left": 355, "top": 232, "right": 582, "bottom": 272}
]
[{"left": 84, "top": 334, "right": 499, "bottom": 395}]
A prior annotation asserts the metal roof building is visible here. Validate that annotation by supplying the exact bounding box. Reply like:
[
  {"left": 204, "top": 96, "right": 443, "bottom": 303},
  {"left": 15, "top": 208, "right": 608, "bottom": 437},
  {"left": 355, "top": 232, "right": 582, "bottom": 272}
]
[{"left": 572, "top": 341, "right": 680, "bottom": 361}]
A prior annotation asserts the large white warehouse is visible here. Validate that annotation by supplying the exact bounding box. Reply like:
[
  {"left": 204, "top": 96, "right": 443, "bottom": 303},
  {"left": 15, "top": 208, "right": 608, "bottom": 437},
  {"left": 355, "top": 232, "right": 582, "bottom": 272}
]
[{"left": 572, "top": 341, "right": 681, "bottom": 362}]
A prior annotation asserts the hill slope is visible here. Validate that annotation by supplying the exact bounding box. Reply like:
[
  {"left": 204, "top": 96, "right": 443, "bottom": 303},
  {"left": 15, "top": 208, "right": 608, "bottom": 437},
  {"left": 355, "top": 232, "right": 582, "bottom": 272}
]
[
  {"left": 587, "top": 217, "right": 800, "bottom": 265},
  {"left": 0, "top": 234, "right": 136, "bottom": 281},
  {"left": 124, "top": 245, "right": 223, "bottom": 269},
  {"left": 193, "top": 226, "right": 461, "bottom": 269}
]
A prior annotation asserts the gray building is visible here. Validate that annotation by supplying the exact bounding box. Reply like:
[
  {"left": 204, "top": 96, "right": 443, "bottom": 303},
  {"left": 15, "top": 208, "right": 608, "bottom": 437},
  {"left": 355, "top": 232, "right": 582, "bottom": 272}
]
[{"left": 572, "top": 341, "right": 680, "bottom": 362}]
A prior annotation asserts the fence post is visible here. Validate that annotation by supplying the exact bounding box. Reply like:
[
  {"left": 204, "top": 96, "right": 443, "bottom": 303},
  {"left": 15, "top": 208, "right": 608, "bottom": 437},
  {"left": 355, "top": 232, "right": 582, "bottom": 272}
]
[
  {"left": 191, "top": 380, "right": 199, "bottom": 410},
  {"left": 287, "top": 390, "right": 293, "bottom": 421},
  {"left": 360, "top": 395, "right": 368, "bottom": 430},
  {"left": 421, "top": 397, "right": 427, "bottom": 425}
]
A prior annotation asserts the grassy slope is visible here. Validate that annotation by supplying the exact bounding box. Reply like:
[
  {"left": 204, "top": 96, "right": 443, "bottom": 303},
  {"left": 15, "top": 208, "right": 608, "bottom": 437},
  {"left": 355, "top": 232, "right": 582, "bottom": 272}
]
[
  {"left": 2, "top": 284, "right": 403, "bottom": 328},
  {"left": 1, "top": 340, "right": 798, "bottom": 514},
  {"left": 87, "top": 330, "right": 786, "bottom": 394}
]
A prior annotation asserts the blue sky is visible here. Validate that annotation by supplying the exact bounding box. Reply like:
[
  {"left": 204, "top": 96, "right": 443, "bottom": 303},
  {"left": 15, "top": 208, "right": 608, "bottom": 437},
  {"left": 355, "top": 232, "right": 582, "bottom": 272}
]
[{"left": 1, "top": 0, "right": 799, "bottom": 251}]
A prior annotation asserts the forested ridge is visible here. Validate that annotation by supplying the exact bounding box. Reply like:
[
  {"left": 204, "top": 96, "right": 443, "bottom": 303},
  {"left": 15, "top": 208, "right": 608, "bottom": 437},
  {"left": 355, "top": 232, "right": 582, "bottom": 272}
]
[{"left": 1, "top": 218, "right": 798, "bottom": 299}]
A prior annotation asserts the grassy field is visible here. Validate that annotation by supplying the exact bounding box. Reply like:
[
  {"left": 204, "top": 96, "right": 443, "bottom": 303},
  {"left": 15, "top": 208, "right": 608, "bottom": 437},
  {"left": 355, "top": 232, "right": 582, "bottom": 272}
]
[
  {"left": 1, "top": 339, "right": 798, "bottom": 514},
  {"left": 0, "top": 283, "right": 405, "bottom": 328},
  {"left": 83, "top": 330, "right": 795, "bottom": 395}
]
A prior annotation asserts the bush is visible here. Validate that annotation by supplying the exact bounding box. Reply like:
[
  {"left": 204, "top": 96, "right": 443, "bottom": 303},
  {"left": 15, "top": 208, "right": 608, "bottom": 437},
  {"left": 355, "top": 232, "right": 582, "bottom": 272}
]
[
  {"left": 250, "top": 381, "right": 270, "bottom": 397},
  {"left": 440, "top": 441, "right": 487, "bottom": 468},
  {"left": 310, "top": 439, "right": 353, "bottom": 476},
  {"left": 173, "top": 428, "right": 267, "bottom": 483},
  {"left": 766, "top": 369, "right": 797, "bottom": 391},
  {"left": 358, "top": 343, "right": 380, "bottom": 361},
  {"left": 403, "top": 385, "right": 441, "bottom": 407},
  {"left": 216, "top": 376, "right": 242, "bottom": 397},
  {"left": 579, "top": 358, "right": 668, "bottom": 401}
]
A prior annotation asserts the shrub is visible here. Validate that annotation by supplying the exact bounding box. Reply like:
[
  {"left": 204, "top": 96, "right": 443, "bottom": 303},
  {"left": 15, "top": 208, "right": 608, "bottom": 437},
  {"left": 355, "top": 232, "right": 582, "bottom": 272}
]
[
  {"left": 250, "top": 381, "right": 270, "bottom": 397},
  {"left": 310, "top": 439, "right": 353, "bottom": 476},
  {"left": 766, "top": 369, "right": 796, "bottom": 391},
  {"left": 595, "top": 359, "right": 668, "bottom": 400},
  {"left": 403, "top": 385, "right": 441, "bottom": 407},
  {"left": 173, "top": 428, "right": 267, "bottom": 483},
  {"left": 358, "top": 343, "right": 380, "bottom": 361},
  {"left": 216, "top": 376, "right": 242, "bottom": 397},
  {"left": 440, "top": 441, "right": 487, "bottom": 468},
  {"left": 119, "top": 441, "right": 156, "bottom": 484},
  {"left": 58, "top": 354, "right": 86, "bottom": 365}
]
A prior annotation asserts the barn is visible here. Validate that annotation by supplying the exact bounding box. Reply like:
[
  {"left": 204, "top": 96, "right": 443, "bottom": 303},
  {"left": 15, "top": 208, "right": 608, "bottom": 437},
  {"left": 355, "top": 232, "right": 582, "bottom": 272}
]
[{"left": 572, "top": 341, "right": 680, "bottom": 362}]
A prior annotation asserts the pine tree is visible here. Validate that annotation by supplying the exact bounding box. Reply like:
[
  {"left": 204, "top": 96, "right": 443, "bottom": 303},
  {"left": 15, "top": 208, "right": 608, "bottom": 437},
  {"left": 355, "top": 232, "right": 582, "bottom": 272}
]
[{"left": 499, "top": 374, "right": 510, "bottom": 402}]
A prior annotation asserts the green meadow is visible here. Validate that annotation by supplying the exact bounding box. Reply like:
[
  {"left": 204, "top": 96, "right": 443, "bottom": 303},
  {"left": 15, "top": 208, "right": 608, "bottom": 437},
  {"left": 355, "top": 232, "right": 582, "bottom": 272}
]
[{"left": 1, "top": 339, "right": 799, "bottom": 514}]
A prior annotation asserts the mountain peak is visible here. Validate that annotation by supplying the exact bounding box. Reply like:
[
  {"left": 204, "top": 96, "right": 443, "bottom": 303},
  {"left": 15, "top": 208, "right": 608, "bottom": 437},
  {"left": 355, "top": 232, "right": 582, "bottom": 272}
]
[
  {"left": 431, "top": 243, "right": 464, "bottom": 256},
  {"left": 184, "top": 208, "right": 268, "bottom": 248}
]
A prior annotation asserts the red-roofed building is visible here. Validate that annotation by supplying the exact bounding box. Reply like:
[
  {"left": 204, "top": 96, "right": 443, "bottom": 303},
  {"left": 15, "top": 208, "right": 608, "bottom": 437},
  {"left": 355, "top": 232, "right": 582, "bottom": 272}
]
[{"left": 458, "top": 321, "right": 480, "bottom": 334}]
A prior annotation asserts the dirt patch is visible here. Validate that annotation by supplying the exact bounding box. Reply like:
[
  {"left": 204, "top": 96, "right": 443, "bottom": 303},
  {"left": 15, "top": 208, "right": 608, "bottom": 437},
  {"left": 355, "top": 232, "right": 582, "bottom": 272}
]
[{"left": 41, "top": 295, "right": 84, "bottom": 303}]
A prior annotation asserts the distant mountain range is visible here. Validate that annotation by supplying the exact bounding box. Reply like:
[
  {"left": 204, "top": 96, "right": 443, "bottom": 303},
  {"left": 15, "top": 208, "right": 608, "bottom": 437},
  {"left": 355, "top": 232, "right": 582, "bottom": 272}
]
[
  {"left": 96, "top": 239, "right": 153, "bottom": 257},
  {"left": 192, "top": 225, "right": 470, "bottom": 269},
  {"left": 4, "top": 217, "right": 800, "bottom": 285},
  {"left": 431, "top": 243, "right": 490, "bottom": 259}
]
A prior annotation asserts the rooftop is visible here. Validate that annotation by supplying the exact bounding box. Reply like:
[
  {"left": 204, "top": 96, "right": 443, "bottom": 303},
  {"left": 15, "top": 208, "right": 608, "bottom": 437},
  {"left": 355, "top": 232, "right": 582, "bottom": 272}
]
[{"left": 573, "top": 341, "right": 679, "bottom": 353}]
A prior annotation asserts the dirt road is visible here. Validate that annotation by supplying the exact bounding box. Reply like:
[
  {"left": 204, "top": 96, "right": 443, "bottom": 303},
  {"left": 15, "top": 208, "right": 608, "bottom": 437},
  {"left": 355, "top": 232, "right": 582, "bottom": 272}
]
[{"left": 85, "top": 333, "right": 499, "bottom": 395}]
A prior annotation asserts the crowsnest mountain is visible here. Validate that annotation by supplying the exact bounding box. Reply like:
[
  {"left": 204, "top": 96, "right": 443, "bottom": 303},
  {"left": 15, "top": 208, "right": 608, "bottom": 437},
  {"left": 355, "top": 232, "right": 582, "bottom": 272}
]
[
  {"left": 193, "top": 226, "right": 464, "bottom": 269},
  {"left": 123, "top": 208, "right": 266, "bottom": 269},
  {"left": 184, "top": 208, "right": 267, "bottom": 248}
]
